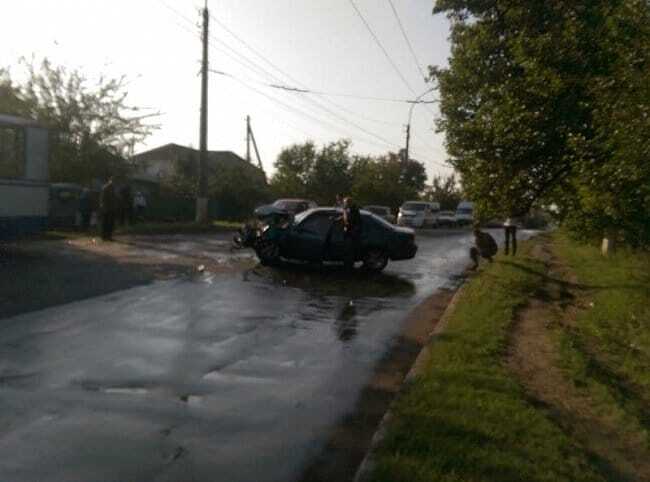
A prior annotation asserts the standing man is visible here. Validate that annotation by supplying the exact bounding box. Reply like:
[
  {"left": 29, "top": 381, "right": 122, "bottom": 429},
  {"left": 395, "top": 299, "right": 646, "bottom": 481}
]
[
  {"left": 334, "top": 194, "right": 344, "bottom": 208},
  {"left": 100, "top": 177, "right": 116, "bottom": 241},
  {"left": 503, "top": 216, "right": 519, "bottom": 255},
  {"left": 342, "top": 197, "right": 362, "bottom": 270},
  {"left": 470, "top": 224, "right": 498, "bottom": 270}
]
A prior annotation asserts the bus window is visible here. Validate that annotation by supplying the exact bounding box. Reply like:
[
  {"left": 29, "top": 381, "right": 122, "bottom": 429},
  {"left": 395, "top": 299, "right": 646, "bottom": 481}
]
[{"left": 0, "top": 126, "right": 25, "bottom": 178}]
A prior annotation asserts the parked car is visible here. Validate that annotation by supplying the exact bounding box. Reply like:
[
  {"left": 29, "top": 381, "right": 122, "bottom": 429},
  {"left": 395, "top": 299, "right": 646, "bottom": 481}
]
[
  {"left": 254, "top": 198, "right": 317, "bottom": 218},
  {"left": 437, "top": 210, "right": 457, "bottom": 227},
  {"left": 363, "top": 205, "right": 395, "bottom": 224},
  {"left": 397, "top": 201, "right": 440, "bottom": 228},
  {"left": 455, "top": 201, "right": 474, "bottom": 226},
  {"left": 238, "top": 208, "right": 417, "bottom": 272}
]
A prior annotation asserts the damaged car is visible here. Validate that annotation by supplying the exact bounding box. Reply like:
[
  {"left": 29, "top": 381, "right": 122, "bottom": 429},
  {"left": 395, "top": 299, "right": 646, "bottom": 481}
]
[{"left": 234, "top": 207, "right": 417, "bottom": 272}]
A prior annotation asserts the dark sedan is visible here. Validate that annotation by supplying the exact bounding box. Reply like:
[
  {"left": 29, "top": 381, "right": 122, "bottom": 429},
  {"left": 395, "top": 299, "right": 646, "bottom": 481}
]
[{"left": 251, "top": 208, "right": 417, "bottom": 272}]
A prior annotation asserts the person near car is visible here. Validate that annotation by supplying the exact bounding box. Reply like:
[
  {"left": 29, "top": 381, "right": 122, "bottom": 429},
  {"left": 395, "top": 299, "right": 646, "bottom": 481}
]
[
  {"left": 470, "top": 224, "right": 498, "bottom": 270},
  {"left": 343, "top": 197, "right": 362, "bottom": 270},
  {"left": 78, "top": 188, "right": 92, "bottom": 231},
  {"left": 133, "top": 191, "right": 147, "bottom": 221},
  {"left": 100, "top": 177, "right": 116, "bottom": 241},
  {"left": 334, "top": 194, "right": 344, "bottom": 208},
  {"left": 503, "top": 216, "right": 520, "bottom": 256}
]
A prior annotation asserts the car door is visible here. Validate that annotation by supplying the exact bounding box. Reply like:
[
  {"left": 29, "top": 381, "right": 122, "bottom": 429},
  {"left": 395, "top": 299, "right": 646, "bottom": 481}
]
[{"left": 289, "top": 211, "right": 335, "bottom": 261}]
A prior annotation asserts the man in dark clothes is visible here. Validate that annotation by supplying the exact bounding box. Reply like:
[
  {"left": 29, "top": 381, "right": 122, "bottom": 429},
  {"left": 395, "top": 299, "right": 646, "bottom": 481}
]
[
  {"left": 78, "top": 188, "right": 91, "bottom": 231},
  {"left": 342, "top": 197, "right": 362, "bottom": 270},
  {"left": 118, "top": 184, "right": 133, "bottom": 226},
  {"left": 503, "top": 216, "right": 520, "bottom": 255},
  {"left": 100, "top": 177, "right": 116, "bottom": 241},
  {"left": 470, "top": 225, "right": 498, "bottom": 270}
]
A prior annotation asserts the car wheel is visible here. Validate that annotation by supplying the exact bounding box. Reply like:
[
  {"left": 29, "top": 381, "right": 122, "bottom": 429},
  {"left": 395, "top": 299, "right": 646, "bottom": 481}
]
[
  {"left": 256, "top": 240, "right": 280, "bottom": 266},
  {"left": 363, "top": 249, "right": 388, "bottom": 272}
]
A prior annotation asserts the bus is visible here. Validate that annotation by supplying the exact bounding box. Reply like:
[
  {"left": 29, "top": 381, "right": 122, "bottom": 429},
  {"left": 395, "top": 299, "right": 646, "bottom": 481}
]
[{"left": 0, "top": 114, "right": 49, "bottom": 241}]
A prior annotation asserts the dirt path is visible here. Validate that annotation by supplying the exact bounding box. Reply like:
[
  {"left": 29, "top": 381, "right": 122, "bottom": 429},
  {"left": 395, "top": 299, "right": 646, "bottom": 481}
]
[{"left": 507, "top": 239, "right": 650, "bottom": 482}]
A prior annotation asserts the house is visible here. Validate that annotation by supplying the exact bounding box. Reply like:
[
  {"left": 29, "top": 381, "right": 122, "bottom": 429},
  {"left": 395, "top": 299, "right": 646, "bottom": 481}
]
[
  {"left": 132, "top": 143, "right": 265, "bottom": 185},
  {"left": 131, "top": 143, "right": 268, "bottom": 220}
]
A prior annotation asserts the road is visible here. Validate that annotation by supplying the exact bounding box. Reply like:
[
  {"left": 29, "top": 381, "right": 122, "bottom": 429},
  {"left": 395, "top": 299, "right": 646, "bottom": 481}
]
[{"left": 0, "top": 229, "right": 521, "bottom": 482}]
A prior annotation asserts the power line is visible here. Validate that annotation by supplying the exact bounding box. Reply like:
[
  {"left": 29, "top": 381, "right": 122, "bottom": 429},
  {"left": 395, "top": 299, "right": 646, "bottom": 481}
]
[
  {"left": 208, "top": 68, "right": 436, "bottom": 105},
  {"left": 159, "top": 2, "right": 406, "bottom": 143},
  {"left": 157, "top": 0, "right": 445, "bottom": 162},
  {"left": 208, "top": 11, "right": 419, "bottom": 130},
  {"left": 387, "top": 0, "right": 427, "bottom": 82},
  {"left": 219, "top": 71, "right": 404, "bottom": 152},
  {"left": 348, "top": 0, "right": 416, "bottom": 96}
]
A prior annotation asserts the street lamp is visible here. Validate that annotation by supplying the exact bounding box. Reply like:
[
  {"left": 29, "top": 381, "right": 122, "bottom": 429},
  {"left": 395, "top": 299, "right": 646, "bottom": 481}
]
[{"left": 403, "top": 87, "right": 437, "bottom": 162}]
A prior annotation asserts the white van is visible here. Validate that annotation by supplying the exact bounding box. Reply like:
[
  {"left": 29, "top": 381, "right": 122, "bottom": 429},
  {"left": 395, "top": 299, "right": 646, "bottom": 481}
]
[
  {"left": 397, "top": 201, "right": 440, "bottom": 228},
  {"left": 455, "top": 201, "right": 474, "bottom": 226}
]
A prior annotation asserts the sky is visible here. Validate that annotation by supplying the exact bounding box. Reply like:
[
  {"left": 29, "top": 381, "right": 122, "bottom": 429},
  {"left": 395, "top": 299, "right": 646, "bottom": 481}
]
[{"left": 1, "top": 0, "right": 454, "bottom": 181}]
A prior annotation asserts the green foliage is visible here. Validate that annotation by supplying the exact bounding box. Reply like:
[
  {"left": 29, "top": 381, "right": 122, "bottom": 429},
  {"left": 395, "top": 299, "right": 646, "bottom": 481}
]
[
  {"left": 270, "top": 140, "right": 427, "bottom": 209},
  {"left": 423, "top": 173, "right": 463, "bottom": 210},
  {"left": 162, "top": 153, "right": 270, "bottom": 221},
  {"left": 432, "top": 0, "right": 650, "bottom": 246},
  {"left": 1, "top": 58, "right": 157, "bottom": 183}
]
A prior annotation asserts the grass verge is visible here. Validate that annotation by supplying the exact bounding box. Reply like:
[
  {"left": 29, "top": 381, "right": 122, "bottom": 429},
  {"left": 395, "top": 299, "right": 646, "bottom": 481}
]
[
  {"left": 368, "top": 238, "right": 606, "bottom": 482},
  {"left": 552, "top": 233, "right": 650, "bottom": 443}
]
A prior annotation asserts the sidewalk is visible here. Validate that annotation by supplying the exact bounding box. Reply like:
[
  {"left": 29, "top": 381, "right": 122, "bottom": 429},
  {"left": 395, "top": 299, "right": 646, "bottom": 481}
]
[{"left": 358, "top": 233, "right": 650, "bottom": 482}]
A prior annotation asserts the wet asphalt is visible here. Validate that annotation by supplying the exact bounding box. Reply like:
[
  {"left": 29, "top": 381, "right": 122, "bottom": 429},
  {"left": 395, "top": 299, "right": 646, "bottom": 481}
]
[{"left": 0, "top": 229, "right": 524, "bottom": 482}]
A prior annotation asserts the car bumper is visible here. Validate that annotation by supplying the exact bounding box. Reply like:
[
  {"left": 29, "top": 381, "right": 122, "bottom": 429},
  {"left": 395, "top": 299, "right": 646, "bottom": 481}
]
[{"left": 398, "top": 218, "right": 423, "bottom": 227}]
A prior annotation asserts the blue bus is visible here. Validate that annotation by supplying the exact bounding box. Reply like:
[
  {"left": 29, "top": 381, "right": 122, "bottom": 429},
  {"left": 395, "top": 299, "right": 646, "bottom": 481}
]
[{"left": 0, "top": 114, "right": 49, "bottom": 240}]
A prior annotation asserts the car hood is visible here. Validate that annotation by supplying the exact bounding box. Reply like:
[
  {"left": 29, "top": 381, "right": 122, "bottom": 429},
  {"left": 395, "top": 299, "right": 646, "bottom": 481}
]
[
  {"left": 393, "top": 226, "right": 416, "bottom": 235},
  {"left": 254, "top": 205, "right": 290, "bottom": 217}
]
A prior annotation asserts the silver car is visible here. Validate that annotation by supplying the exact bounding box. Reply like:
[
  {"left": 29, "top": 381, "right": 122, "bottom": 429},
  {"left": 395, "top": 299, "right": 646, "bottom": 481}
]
[{"left": 363, "top": 205, "right": 395, "bottom": 224}]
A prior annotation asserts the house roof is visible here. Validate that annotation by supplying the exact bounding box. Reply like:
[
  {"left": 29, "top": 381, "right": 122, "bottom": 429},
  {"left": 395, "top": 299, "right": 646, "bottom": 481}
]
[
  {"left": 0, "top": 113, "right": 47, "bottom": 128},
  {"left": 133, "top": 143, "right": 254, "bottom": 170}
]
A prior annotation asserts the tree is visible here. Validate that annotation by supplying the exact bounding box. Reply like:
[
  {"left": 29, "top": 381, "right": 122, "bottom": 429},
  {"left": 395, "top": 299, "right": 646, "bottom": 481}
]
[
  {"left": 423, "top": 173, "right": 463, "bottom": 210},
  {"left": 270, "top": 140, "right": 354, "bottom": 204},
  {"left": 162, "top": 152, "right": 270, "bottom": 220},
  {"left": 270, "top": 139, "right": 428, "bottom": 210},
  {"left": 1, "top": 58, "right": 157, "bottom": 183},
  {"left": 350, "top": 153, "right": 427, "bottom": 211},
  {"left": 432, "top": 0, "right": 650, "bottom": 245}
]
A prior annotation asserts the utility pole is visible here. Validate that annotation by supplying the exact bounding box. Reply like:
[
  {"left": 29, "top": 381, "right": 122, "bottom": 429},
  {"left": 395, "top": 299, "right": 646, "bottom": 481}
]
[
  {"left": 403, "top": 123, "right": 411, "bottom": 163},
  {"left": 196, "top": 0, "right": 209, "bottom": 224},
  {"left": 246, "top": 115, "right": 251, "bottom": 163},
  {"left": 404, "top": 87, "right": 436, "bottom": 163},
  {"left": 246, "top": 116, "right": 265, "bottom": 180}
]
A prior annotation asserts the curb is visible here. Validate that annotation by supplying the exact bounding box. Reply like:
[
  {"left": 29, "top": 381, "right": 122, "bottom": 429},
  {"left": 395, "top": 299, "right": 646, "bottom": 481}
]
[{"left": 352, "top": 279, "right": 468, "bottom": 482}]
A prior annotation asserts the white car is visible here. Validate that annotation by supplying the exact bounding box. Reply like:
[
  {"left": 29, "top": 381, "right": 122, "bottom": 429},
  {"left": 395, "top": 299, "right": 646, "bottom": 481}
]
[
  {"left": 455, "top": 201, "right": 474, "bottom": 226},
  {"left": 437, "top": 210, "right": 457, "bottom": 227},
  {"left": 397, "top": 201, "right": 440, "bottom": 228}
]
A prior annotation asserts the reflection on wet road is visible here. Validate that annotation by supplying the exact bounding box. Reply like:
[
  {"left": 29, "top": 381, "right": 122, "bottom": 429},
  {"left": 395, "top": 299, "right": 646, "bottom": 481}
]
[{"left": 0, "top": 230, "right": 523, "bottom": 482}]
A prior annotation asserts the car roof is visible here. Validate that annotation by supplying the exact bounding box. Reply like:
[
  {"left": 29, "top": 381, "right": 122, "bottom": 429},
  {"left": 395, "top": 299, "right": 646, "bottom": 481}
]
[{"left": 275, "top": 198, "right": 314, "bottom": 203}]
